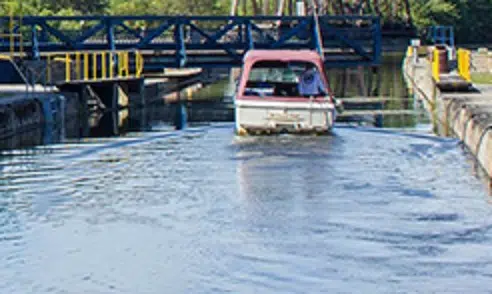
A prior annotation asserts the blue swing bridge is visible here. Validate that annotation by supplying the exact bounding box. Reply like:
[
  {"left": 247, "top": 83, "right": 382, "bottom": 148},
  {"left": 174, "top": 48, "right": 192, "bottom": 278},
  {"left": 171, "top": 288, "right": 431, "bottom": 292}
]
[{"left": 0, "top": 14, "right": 382, "bottom": 70}]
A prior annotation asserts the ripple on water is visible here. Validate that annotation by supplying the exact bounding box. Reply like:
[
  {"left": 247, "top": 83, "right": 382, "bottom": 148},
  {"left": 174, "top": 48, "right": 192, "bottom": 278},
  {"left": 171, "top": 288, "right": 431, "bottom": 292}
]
[{"left": 0, "top": 125, "right": 491, "bottom": 293}]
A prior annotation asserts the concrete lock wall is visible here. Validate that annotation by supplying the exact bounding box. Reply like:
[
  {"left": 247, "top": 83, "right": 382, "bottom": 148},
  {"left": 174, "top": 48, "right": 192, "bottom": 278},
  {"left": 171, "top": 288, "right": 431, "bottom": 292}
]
[
  {"left": 403, "top": 48, "right": 492, "bottom": 181},
  {"left": 0, "top": 92, "right": 81, "bottom": 143}
]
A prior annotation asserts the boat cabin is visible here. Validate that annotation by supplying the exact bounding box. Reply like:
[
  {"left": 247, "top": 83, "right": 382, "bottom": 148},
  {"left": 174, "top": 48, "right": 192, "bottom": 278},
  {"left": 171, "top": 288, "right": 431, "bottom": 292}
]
[{"left": 236, "top": 50, "right": 333, "bottom": 102}]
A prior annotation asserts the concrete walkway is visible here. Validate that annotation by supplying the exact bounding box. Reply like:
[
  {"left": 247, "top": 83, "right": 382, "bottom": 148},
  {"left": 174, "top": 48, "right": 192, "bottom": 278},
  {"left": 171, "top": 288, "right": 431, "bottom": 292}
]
[{"left": 404, "top": 53, "right": 492, "bottom": 182}]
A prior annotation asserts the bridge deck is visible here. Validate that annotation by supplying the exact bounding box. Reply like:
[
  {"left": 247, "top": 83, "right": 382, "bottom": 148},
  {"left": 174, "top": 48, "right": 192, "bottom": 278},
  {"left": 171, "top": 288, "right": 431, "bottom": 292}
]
[{"left": 0, "top": 15, "right": 382, "bottom": 69}]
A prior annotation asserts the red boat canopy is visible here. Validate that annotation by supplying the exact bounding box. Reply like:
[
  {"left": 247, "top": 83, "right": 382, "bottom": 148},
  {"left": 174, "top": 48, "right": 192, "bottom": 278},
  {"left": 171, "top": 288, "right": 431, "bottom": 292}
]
[
  {"left": 237, "top": 49, "right": 332, "bottom": 102},
  {"left": 242, "top": 50, "right": 325, "bottom": 66}
]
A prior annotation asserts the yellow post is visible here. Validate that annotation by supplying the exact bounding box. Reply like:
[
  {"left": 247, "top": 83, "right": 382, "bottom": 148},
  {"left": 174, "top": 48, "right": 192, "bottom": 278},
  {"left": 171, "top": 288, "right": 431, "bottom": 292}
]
[
  {"left": 458, "top": 49, "right": 463, "bottom": 78},
  {"left": 46, "top": 54, "right": 52, "bottom": 84},
  {"left": 118, "top": 52, "right": 123, "bottom": 77},
  {"left": 135, "top": 51, "right": 144, "bottom": 78},
  {"left": 407, "top": 46, "right": 413, "bottom": 57},
  {"left": 109, "top": 51, "right": 114, "bottom": 78},
  {"left": 84, "top": 52, "right": 89, "bottom": 80},
  {"left": 101, "top": 51, "right": 107, "bottom": 79},
  {"left": 118, "top": 51, "right": 129, "bottom": 77},
  {"left": 75, "top": 52, "right": 81, "bottom": 80},
  {"left": 432, "top": 48, "right": 440, "bottom": 82},
  {"left": 458, "top": 49, "right": 471, "bottom": 82},
  {"left": 65, "top": 53, "right": 71, "bottom": 82},
  {"left": 124, "top": 52, "right": 129, "bottom": 77},
  {"left": 93, "top": 52, "right": 97, "bottom": 80}
]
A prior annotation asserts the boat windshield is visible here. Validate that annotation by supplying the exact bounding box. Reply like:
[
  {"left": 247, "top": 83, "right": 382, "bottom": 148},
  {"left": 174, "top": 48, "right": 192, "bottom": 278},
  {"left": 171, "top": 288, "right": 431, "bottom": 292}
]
[{"left": 243, "top": 60, "right": 326, "bottom": 97}]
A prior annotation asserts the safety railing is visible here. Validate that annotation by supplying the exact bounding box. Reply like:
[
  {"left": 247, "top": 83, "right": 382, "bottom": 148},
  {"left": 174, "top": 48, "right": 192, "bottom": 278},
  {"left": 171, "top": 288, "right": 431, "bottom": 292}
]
[
  {"left": 46, "top": 50, "right": 144, "bottom": 84},
  {"left": 457, "top": 48, "right": 471, "bottom": 82},
  {"left": 0, "top": 0, "right": 23, "bottom": 57},
  {"left": 0, "top": 15, "right": 382, "bottom": 68},
  {"left": 432, "top": 48, "right": 440, "bottom": 82}
]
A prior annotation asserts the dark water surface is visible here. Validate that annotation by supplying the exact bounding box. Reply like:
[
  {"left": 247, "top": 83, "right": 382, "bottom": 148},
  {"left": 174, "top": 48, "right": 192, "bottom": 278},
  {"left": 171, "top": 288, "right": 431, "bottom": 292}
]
[{"left": 1, "top": 123, "right": 491, "bottom": 293}]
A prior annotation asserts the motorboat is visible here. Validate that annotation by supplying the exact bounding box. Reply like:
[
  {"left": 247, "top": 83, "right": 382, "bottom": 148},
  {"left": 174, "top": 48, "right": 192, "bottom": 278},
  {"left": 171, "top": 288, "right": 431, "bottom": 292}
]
[{"left": 234, "top": 49, "right": 341, "bottom": 135}]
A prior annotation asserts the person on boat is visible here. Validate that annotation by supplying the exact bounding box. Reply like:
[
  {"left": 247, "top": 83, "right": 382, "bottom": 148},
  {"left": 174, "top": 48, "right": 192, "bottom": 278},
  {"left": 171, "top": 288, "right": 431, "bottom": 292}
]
[{"left": 298, "top": 64, "right": 326, "bottom": 97}]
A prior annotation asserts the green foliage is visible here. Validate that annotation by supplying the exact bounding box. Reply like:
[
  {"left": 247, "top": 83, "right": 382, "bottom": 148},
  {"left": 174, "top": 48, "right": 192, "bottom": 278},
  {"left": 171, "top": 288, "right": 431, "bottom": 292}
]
[
  {"left": 108, "top": 0, "right": 228, "bottom": 15},
  {"left": 410, "top": 0, "right": 458, "bottom": 28},
  {"left": 2, "top": 0, "right": 492, "bottom": 44}
]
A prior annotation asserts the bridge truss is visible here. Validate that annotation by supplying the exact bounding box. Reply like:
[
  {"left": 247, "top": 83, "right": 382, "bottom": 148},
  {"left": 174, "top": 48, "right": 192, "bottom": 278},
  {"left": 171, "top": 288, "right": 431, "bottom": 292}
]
[{"left": 0, "top": 15, "right": 381, "bottom": 69}]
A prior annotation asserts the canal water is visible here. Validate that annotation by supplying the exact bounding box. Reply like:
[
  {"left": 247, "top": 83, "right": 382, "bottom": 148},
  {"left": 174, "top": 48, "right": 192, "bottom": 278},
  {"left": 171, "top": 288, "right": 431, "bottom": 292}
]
[{"left": 1, "top": 54, "right": 492, "bottom": 293}]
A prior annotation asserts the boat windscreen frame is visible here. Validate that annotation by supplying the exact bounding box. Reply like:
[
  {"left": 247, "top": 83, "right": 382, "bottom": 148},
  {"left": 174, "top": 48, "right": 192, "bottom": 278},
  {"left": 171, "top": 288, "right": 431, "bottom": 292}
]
[{"left": 237, "top": 58, "right": 332, "bottom": 101}]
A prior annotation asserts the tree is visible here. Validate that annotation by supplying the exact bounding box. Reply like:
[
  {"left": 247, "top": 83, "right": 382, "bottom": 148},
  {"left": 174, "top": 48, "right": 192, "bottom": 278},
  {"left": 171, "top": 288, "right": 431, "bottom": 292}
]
[{"left": 409, "top": 0, "right": 458, "bottom": 28}]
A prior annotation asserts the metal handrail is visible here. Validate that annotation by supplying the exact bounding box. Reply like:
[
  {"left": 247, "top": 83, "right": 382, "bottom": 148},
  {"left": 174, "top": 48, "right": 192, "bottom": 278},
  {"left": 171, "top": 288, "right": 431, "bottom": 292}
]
[{"left": 46, "top": 50, "right": 144, "bottom": 83}]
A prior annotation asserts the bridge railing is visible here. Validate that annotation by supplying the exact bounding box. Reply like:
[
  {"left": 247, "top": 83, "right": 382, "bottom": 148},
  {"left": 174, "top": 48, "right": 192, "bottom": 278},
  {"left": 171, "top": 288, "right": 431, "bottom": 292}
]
[
  {"left": 45, "top": 50, "right": 144, "bottom": 84},
  {"left": 0, "top": 0, "right": 23, "bottom": 57},
  {"left": 426, "top": 26, "right": 454, "bottom": 47},
  {"left": 0, "top": 15, "right": 382, "bottom": 68}
]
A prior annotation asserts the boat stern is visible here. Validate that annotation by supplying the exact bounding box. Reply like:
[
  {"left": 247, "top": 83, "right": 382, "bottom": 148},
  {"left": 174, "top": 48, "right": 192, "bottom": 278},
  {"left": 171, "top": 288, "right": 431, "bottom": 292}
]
[{"left": 234, "top": 99, "right": 335, "bottom": 135}]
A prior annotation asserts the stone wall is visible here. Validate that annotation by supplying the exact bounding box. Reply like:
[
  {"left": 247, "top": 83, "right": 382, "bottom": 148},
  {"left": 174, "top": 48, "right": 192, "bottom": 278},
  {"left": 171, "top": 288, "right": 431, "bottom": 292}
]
[{"left": 471, "top": 48, "right": 492, "bottom": 73}]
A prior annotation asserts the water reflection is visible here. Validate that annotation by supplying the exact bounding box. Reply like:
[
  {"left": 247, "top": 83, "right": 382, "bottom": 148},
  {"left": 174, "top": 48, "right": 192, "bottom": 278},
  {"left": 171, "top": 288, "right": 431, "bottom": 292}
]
[
  {"left": 0, "top": 123, "right": 491, "bottom": 293},
  {"left": 235, "top": 135, "right": 338, "bottom": 207},
  {"left": 0, "top": 53, "right": 424, "bottom": 150},
  {"left": 326, "top": 54, "right": 428, "bottom": 128}
]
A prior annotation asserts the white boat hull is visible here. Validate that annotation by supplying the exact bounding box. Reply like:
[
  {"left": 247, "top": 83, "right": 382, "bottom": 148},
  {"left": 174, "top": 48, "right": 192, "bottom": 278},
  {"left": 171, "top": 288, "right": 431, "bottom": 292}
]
[{"left": 234, "top": 98, "right": 336, "bottom": 135}]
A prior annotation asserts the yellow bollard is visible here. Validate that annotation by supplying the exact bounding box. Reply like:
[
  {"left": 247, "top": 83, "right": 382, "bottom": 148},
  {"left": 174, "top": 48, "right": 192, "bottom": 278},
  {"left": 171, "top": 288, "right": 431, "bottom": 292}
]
[
  {"left": 458, "top": 49, "right": 462, "bottom": 78},
  {"left": 465, "top": 50, "right": 471, "bottom": 82},
  {"left": 432, "top": 49, "right": 440, "bottom": 82},
  {"left": 457, "top": 49, "right": 471, "bottom": 82},
  {"left": 135, "top": 52, "right": 139, "bottom": 78}
]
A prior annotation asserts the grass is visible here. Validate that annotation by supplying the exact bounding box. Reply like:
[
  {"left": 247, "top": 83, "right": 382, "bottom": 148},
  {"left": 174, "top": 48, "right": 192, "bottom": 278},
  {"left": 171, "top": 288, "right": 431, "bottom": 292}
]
[{"left": 471, "top": 72, "right": 492, "bottom": 84}]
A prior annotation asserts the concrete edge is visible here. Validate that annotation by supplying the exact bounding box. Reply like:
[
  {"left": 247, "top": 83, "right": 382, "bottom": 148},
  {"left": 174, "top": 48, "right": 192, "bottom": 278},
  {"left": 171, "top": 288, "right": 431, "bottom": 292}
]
[{"left": 404, "top": 53, "right": 492, "bottom": 180}]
